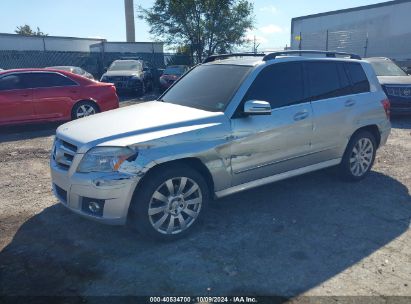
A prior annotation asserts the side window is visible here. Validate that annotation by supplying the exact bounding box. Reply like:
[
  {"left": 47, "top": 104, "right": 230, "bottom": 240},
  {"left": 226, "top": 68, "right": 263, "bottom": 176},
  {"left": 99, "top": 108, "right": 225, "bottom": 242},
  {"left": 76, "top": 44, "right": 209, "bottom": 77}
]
[
  {"left": 306, "top": 62, "right": 344, "bottom": 101},
  {"left": 23, "top": 73, "right": 77, "bottom": 88},
  {"left": 244, "top": 62, "right": 305, "bottom": 109},
  {"left": 0, "top": 74, "right": 25, "bottom": 91},
  {"left": 345, "top": 63, "right": 370, "bottom": 94},
  {"left": 337, "top": 63, "right": 353, "bottom": 96}
]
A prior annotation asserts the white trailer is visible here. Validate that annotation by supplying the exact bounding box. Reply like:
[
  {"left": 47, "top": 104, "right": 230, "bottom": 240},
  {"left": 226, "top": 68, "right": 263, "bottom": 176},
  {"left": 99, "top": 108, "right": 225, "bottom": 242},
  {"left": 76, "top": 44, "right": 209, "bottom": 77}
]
[{"left": 291, "top": 0, "right": 411, "bottom": 65}]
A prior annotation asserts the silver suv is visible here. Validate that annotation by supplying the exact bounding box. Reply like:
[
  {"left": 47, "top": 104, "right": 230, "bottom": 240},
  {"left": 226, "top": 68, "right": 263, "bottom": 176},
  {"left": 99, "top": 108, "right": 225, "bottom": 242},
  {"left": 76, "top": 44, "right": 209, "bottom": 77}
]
[{"left": 50, "top": 51, "right": 391, "bottom": 240}]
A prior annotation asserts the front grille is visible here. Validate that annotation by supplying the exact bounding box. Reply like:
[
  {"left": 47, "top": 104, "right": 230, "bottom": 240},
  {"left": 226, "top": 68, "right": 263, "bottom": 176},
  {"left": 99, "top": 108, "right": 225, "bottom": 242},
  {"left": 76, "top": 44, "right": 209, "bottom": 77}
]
[
  {"left": 385, "top": 86, "right": 411, "bottom": 98},
  {"left": 53, "top": 137, "right": 78, "bottom": 170},
  {"left": 106, "top": 76, "right": 131, "bottom": 82}
]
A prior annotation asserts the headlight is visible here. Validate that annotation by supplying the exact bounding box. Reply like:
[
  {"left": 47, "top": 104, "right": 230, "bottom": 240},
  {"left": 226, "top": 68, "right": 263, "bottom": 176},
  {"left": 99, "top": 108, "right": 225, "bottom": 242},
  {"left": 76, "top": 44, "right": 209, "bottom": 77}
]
[{"left": 77, "top": 147, "right": 137, "bottom": 173}]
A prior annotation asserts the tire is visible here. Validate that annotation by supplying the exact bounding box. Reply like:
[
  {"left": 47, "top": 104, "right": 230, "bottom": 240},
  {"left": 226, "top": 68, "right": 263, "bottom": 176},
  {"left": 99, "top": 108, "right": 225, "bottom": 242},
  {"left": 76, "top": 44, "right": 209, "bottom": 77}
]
[
  {"left": 71, "top": 101, "right": 99, "bottom": 120},
  {"left": 339, "top": 130, "right": 377, "bottom": 181},
  {"left": 135, "top": 80, "right": 145, "bottom": 97},
  {"left": 128, "top": 165, "right": 209, "bottom": 240}
]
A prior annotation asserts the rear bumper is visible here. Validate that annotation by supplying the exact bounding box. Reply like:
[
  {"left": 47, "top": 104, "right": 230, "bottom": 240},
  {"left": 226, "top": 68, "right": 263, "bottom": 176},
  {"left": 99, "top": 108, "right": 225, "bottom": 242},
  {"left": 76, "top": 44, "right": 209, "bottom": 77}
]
[
  {"left": 50, "top": 158, "right": 141, "bottom": 225},
  {"left": 387, "top": 96, "right": 411, "bottom": 115},
  {"left": 379, "top": 120, "right": 391, "bottom": 147}
]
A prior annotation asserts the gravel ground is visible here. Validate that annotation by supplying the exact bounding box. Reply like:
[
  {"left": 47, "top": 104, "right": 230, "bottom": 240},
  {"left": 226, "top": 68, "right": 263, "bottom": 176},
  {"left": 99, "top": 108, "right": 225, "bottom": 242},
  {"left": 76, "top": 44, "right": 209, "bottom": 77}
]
[{"left": 0, "top": 99, "right": 410, "bottom": 298}]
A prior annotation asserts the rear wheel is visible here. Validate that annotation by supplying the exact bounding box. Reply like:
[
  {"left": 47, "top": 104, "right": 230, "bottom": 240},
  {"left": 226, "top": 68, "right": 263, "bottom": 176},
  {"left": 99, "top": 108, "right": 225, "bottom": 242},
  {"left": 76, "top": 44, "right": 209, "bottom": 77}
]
[
  {"left": 71, "top": 101, "right": 99, "bottom": 120},
  {"left": 339, "top": 130, "right": 377, "bottom": 181},
  {"left": 128, "top": 165, "right": 209, "bottom": 240}
]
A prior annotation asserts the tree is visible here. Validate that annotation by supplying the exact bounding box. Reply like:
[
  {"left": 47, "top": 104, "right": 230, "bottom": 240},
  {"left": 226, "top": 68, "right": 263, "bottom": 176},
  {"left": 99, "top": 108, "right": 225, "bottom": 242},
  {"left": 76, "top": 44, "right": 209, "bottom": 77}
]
[
  {"left": 139, "top": 0, "right": 254, "bottom": 63},
  {"left": 15, "top": 25, "right": 48, "bottom": 36}
]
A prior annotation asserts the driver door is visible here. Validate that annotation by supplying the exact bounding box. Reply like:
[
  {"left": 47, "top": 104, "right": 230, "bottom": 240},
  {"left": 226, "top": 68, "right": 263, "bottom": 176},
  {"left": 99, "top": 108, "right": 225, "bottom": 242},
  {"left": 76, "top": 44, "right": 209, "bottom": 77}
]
[{"left": 230, "top": 62, "right": 314, "bottom": 186}]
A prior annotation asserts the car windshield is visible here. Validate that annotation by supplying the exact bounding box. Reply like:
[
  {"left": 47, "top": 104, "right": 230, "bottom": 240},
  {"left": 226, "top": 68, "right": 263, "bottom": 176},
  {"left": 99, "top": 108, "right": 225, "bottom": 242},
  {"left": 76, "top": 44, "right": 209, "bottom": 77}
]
[
  {"left": 108, "top": 61, "right": 142, "bottom": 71},
  {"left": 164, "top": 66, "right": 186, "bottom": 75},
  {"left": 160, "top": 64, "right": 251, "bottom": 112},
  {"left": 369, "top": 60, "right": 407, "bottom": 76}
]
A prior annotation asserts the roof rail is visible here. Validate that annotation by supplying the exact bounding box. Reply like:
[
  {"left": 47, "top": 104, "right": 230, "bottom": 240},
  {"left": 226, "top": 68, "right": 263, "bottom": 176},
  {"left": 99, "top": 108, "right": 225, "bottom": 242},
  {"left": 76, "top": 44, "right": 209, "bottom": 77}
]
[
  {"left": 263, "top": 50, "right": 361, "bottom": 61},
  {"left": 203, "top": 53, "right": 265, "bottom": 63}
]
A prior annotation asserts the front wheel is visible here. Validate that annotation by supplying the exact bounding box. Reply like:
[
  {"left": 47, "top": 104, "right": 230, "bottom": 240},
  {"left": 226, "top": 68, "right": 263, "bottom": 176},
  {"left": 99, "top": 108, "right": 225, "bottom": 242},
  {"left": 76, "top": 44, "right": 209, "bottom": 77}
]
[
  {"left": 339, "top": 130, "right": 377, "bottom": 181},
  {"left": 128, "top": 165, "right": 209, "bottom": 240}
]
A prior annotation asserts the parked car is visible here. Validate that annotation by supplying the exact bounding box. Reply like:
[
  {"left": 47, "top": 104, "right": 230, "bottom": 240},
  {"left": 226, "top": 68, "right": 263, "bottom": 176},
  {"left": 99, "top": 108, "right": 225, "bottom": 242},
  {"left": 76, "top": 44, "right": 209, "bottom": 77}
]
[
  {"left": 47, "top": 66, "right": 95, "bottom": 80},
  {"left": 100, "top": 59, "right": 154, "bottom": 96},
  {"left": 159, "top": 65, "right": 189, "bottom": 91},
  {"left": 365, "top": 57, "right": 411, "bottom": 115},
  {"left": 0, "top": 68, "right": 119, "bottom": 126},
  {"left": 51, "top": 51, "right": 390, "bottom": 240}
]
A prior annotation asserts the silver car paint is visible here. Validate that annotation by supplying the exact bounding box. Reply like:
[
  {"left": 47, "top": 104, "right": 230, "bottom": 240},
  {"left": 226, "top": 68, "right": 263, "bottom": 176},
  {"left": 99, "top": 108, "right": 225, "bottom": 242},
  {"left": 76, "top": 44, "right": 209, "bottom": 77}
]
[{"left": 51, "top": 56, "right": 391, "bottom": 225}]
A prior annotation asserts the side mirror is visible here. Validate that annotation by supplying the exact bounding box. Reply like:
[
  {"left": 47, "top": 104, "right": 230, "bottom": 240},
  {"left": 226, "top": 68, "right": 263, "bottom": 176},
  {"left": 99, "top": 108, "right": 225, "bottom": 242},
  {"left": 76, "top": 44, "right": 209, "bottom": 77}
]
[{"left": 243, "top": 100, "right": 271, "bottom": 115}]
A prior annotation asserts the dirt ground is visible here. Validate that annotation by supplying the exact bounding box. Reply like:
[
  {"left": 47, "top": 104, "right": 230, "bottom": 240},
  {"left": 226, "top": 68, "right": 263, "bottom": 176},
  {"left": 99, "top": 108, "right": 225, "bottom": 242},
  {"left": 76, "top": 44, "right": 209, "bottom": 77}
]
[{"left": 0, "top": 97, "right": 410, "bottom": 298}]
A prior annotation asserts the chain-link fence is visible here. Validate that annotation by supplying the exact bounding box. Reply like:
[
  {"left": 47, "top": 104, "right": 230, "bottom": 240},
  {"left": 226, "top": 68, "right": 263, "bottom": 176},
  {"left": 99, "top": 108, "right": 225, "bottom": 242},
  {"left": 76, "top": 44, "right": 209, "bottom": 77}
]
[{"left": 0, "top": 50, "right": 188, "bottom": 79}]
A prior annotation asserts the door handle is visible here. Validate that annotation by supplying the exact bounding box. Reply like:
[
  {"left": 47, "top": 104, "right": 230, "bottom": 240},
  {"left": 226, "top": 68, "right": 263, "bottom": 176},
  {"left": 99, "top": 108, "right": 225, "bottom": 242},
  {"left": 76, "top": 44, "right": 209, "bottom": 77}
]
[
  {"left": 21, "top": 94, "right": 30, "bottom": 97},
  {"left": 293, "top": 111, "right": 309, "bottom": 121},
  {"left": 345, "top": 99, "right": 356, "bottom": 107}
]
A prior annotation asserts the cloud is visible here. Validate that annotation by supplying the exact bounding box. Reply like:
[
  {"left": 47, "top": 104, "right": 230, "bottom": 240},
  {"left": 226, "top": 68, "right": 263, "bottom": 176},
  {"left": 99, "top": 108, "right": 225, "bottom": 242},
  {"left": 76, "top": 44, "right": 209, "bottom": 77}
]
[
  {"left": 259, "top": 5, "right": 278, "bottom": 14},
  {"left": 259, "top": 24, "right": 284, "bottom": 34}
]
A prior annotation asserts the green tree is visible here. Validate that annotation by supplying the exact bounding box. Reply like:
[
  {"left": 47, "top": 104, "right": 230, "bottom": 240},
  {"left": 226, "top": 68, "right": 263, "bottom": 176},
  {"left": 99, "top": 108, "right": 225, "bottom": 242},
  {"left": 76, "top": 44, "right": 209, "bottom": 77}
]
[
  {"left": 15, "top": 25, "right": 48, "bottom": 36},
  {"left": 139, "top": 0, "right": 254, "bottom": 63}
]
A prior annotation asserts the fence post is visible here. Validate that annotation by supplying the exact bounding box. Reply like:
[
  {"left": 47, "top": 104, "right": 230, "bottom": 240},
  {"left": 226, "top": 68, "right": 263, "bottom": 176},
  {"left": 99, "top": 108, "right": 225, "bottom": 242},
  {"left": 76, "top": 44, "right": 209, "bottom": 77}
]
[
  {"left": 364, "top": 33, "right": 369, "bottom": 57},
  {"left": 326, "top": 30, "right": 329, "bottom": 51}
]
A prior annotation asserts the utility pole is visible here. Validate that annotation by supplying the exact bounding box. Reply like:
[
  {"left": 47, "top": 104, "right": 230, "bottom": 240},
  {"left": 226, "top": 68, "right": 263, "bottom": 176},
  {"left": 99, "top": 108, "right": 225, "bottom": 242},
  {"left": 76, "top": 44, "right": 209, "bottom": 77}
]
[
  {"left": 252, "top": 36, "right": 260, "bottom": 53},
  {"left": 124, "top": 0, "right": 135, "bottom": 42}
]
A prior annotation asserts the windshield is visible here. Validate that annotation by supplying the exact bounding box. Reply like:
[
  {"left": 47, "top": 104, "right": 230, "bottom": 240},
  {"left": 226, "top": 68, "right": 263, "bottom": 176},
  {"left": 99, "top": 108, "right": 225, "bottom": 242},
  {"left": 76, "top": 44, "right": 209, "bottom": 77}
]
[
  {"left": 164, "top": 66, "right": 186, "bottom": 75},
  {"left": 369, "top": 60, "right": 407, "bottom": 76},
  {"left": 161, "top": 64, "right": 251, "bottom": 112},
  {"left": 108, "top": 61, "right": 142, "bottom": 71}
]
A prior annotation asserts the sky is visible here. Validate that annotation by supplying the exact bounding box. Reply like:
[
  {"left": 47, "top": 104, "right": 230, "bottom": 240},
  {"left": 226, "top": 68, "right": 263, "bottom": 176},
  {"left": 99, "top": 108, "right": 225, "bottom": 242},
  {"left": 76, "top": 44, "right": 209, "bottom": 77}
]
[{"left": 1, "top": 0, "right": 389, "bottom": 51}]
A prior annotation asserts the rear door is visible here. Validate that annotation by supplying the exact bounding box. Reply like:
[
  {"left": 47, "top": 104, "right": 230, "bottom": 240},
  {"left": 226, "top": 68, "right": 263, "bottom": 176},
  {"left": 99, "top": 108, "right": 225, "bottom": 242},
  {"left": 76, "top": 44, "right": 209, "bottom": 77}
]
[
  {"left": 0, "top": 73, "right": 34, "bottom": 124},
  {"left": 27, "top": 72, "right": 80, "bottom": 119},
  {"left": 230, "top": 62, "right": 314, "bottom": 186},
  {"left": 306, "top": 61, "right": 368, "bottom": 160}
]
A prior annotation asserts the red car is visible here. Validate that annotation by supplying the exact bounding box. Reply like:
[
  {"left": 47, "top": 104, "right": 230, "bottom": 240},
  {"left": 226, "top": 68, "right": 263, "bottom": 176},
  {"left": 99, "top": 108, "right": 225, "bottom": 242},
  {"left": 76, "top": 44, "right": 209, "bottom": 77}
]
[
  {"left": 159, "top": 65, "right": 189, "bottom": 91},
  {"left": 0, "top": 68, "right": 119, "bottom": 126}
]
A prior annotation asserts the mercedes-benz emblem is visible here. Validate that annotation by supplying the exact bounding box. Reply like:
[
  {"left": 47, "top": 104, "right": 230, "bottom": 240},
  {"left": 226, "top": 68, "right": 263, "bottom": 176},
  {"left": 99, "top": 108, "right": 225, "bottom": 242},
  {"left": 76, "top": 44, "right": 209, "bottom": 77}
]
[{"left": 403, "top": 88, "right": 411, "bottom": 96}]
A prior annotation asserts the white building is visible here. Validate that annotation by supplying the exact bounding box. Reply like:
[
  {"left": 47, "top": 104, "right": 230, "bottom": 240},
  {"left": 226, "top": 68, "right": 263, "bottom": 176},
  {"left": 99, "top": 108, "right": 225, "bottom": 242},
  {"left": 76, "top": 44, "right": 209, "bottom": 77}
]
[{"left": 291, "top": 0, "right": 411, "bottom": 63}]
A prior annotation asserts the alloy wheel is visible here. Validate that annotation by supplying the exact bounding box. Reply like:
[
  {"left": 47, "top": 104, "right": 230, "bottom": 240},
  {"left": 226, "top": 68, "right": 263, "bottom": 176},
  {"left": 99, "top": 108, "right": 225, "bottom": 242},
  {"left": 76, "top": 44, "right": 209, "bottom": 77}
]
[
  {"left": 148, "top": 177, "right": 202, "bottom": 235},
  {"left": 349, "top": 138, "right": 374, "bottom": 177},
  {"left": 76, "top": 104, "right": 96, "bottom": 118}
]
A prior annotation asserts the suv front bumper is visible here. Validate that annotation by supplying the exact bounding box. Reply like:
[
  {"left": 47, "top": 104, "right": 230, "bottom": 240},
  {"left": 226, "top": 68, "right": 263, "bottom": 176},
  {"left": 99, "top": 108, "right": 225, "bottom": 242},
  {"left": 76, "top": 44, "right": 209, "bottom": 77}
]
[{"left": 50, "top": 159, "right": 141, "bottom": 225}]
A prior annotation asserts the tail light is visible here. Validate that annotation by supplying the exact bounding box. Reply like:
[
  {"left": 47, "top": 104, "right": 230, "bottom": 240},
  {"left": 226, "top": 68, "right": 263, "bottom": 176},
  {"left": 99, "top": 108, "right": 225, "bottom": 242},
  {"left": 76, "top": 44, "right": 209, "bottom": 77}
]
[{"left": 381, "top": 98, "right": 390, "bottom": 120}]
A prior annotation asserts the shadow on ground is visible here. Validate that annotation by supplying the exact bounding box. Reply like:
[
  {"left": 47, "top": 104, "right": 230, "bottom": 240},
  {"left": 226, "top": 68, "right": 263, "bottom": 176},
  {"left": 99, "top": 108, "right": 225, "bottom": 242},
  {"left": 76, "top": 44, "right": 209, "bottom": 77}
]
[
  {"left": 1, "top": 170, "right": 410, "bottom": 297},
  {"left": 391, "top": 115, "right": 411, "bottom": 129}
]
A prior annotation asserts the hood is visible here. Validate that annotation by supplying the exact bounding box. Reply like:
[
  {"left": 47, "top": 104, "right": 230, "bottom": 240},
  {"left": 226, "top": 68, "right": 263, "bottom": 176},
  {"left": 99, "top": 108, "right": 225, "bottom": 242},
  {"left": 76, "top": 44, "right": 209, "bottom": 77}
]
[
  {"left": 103, "top": 70, "right": 142, "bottom": 77},
  {"left": 57, "top": 101, "right": 225, "bottom": 153},
  {"left": 377, "top": 76, "right": 411, "bottom": 85}
]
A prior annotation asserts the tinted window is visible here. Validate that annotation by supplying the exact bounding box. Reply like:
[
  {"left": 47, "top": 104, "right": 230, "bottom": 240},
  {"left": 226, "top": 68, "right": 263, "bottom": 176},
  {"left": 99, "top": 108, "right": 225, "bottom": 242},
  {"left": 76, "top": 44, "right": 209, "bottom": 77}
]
[
  {"left": 345, "top": 63, "right": 370, "bottom": 94},
  {"left": 336, "top": 63, "right": 352, "bottom": 96},
  {"left": 24, "top": 73, "right": 77, "bottom": 88},
  {"left": 244, "top": 62, "right": 305, "bottom": 109},
  {"left": 306, "top": 62, "right": 345, "bottom": 101},
  {"left": 0, "top": 74, "right": 26, "bottom": 91},
  {"left": 162, "top": 64, "right": 251, "bottom": 112}
]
